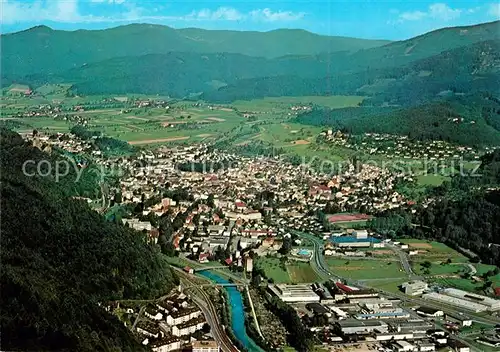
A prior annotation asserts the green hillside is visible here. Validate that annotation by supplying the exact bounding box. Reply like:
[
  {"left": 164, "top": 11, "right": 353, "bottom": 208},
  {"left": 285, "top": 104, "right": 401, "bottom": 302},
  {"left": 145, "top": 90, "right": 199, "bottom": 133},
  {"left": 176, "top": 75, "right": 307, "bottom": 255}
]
[
  {"left": 0, "top": 129, "right": 178, "bottom": 350},
  {"left": 295, "top": 95, "right": 500, "bottom": 146},
  {"left": 1, "top": 23, "right": 389, "bottom": 77}
]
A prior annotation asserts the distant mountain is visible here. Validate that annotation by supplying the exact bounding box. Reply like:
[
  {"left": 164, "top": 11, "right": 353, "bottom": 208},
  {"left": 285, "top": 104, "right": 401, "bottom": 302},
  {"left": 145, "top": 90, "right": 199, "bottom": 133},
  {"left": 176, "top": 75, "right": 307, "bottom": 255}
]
[
  {"left": 1, "top": 23, "right": 389, "bottom": 77},
  {"left": 5, "top": 21, "right": 498, "bottom": 102},
  {"left": 204, "top": 39, "right": 500, "bottom": 104}
]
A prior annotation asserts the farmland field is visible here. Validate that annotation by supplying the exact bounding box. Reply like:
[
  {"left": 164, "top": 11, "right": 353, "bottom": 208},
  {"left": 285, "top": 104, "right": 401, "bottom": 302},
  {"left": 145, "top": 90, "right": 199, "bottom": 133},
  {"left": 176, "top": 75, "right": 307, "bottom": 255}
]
[
  {"left": 364, "top": 278, "right": 407, "bottom": 293},
  {"left": 287, "top": 262, "right": 319, "bottom": 283},
  {"left": 255, "top": 256, "right": 318, "bottom": 284},
  {"left": 326, "top": 258, "right": 406, "bottom": 280}
]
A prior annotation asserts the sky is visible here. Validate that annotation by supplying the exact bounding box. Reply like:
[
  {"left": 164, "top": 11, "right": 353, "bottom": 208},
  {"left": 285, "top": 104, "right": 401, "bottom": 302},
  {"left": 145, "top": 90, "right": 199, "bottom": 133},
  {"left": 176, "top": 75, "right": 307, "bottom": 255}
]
[{"left": 1, "top": 0, "right": 499, "bottom": 39}]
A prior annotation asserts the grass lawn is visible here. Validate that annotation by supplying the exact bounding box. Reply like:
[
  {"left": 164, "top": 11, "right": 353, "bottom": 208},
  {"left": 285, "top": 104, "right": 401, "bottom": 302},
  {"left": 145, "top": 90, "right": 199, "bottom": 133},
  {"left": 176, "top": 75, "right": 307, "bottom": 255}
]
[
  {"left": 364, "top": 278, "right": 407, "bottom": 294},
  {"left": 431, "top": 277, "right": 483, "bottom": 292},
  {"left": 416, "top": 174, "right": 448, "bottom": 186},
  {"left": 256, "top": 257, "right": 291, "bottom": 283},
  {"left": 397, "top": 239, "right": 468, "bottom": 262},
  {"left": 287, "top": 262, "right": 319, "bottom": 283},
  {"left": 327, "top": 259, "right": 406, "bottom": 280},
  {"left": 474, "top": 264, "right": 500, "bottom": 286},
  {"left": 412, "top": 261, "right": 465, "bottom": 276}
]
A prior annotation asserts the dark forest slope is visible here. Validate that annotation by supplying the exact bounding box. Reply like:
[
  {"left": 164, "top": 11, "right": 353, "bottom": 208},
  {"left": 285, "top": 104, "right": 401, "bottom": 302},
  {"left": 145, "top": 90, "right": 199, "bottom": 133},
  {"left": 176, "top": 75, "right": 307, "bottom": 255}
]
[{"left": 0, "top": 129, "right": 177, "bottom": 351}]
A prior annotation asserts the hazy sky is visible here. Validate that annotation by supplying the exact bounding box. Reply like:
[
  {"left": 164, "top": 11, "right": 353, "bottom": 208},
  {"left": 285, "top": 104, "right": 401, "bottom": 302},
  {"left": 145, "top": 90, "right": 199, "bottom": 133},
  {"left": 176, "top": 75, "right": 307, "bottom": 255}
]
[{"left": 1, "top": 0, "right": 499, "bottom": 39}]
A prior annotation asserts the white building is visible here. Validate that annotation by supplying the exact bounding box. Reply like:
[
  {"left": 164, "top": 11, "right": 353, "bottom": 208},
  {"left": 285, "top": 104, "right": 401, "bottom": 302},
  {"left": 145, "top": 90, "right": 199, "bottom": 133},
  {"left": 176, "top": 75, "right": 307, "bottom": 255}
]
[
  {"left": 166, "top": 307, "right": 201, "bottom": 326},
  {"left": 392, "top": 340, "right": 417, "bottom": 352},
  {"left": 269, "top": 284, "right": 321, "bottom": 303},
  {"left": 422, "top": 292, "right": 489, "bottom": 313},
  {"left": 172, "top": 317, "right": 205, "bottom": 336},
  {"left": 402, "top": 281, "right": 428, "bottom": 296},
  {"left": 442, "top": 288, "right": 500, "bottom": 311},
  {"left": 337, "top": 320, "right": 389, "bottom": 334}
]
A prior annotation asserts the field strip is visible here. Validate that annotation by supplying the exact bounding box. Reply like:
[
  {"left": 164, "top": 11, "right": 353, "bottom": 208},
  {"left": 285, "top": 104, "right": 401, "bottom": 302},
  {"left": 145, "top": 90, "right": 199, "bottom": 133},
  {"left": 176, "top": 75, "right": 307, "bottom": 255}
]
[
  {"left": 196, "top": 134, "right": 213, "bottom": 138},
  {"left": 125, "top": 116, "right": 150, "bottom": 121},
  {"left": 205, "top": 117, "right": 226, "bottom": 122},
  {"left": 129, "top": 136, "right": 190, "bottom": 145}
]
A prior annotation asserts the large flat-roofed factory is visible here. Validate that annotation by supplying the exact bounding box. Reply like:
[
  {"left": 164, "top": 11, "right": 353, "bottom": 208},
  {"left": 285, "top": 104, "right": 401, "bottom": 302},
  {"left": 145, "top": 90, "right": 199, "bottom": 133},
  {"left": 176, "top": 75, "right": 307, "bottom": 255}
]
[{"left": 423, "top": 288, "right": 500, "bottom": 312}]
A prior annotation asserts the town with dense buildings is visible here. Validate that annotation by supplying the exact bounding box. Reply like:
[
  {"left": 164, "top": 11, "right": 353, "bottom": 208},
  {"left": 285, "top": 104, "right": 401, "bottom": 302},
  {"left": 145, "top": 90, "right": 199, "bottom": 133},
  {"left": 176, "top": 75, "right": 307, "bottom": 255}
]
[{"left": 19, "top": 130, "right": 500, "bottom": 352}]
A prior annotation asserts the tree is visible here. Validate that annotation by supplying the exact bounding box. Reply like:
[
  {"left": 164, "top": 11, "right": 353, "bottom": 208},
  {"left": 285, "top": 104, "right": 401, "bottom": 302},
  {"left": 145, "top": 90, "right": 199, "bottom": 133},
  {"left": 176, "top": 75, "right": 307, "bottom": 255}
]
[{"left": 279, "top": 238, "right": 292, "bottom": 255}]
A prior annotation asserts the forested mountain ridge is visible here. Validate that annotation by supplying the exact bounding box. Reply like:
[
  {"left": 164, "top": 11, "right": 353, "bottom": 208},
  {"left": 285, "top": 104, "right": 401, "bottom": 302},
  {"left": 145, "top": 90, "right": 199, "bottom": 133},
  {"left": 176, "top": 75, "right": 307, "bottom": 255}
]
[
  {"left": 1, "top": 23, "right": 389, "bottom": 77},
  {"left": 2, "top": 21, "right": 498, "bottom": 95},
  {"left": 0, "top": 128, "right": 178, "bottom": 351},
  {"left": 204, "top": 39, "right": 500, "bottom": 104}
]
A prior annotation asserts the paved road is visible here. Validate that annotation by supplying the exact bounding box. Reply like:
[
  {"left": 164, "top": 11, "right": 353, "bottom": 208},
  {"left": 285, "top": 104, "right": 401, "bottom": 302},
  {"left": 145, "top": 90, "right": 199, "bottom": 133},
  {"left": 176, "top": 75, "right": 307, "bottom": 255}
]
[{"left": 386, "top": 242, "right": 419, "bottom": 279}]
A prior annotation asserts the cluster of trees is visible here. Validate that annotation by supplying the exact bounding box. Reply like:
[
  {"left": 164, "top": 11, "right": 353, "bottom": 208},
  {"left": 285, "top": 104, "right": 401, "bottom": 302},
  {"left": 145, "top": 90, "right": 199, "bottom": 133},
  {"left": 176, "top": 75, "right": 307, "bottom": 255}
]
[
  {"left": 1, "top": 128, "right": 178, "bottom": 351},
  {"left": 70, "top": 125, "right": 135, "bottom": 155},
  {"left": 265, "top": 295, "right": 315, "bottom": 351}
]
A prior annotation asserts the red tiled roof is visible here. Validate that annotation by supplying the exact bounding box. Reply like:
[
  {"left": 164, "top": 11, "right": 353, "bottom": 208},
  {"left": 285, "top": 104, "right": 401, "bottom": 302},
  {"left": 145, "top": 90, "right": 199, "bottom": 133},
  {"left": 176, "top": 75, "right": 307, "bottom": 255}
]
[
  {"left": 225, "top": 258, "right": 233, "bottom": 265},
  {"left": 336, "top": 282, "right": 354, "bottom": 293},
  {"left": 494, "top": 287, "right": 500, "bottom": 296},
  {"left": 235, "top": 202, "right": 246, "bottom": 207}
]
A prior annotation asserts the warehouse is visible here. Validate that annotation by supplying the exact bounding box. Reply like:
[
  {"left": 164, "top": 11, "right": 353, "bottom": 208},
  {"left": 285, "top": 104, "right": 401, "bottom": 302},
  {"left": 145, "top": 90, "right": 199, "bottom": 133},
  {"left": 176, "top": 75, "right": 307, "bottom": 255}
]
[
  {"left": 422, "top": 292, "right": 489, "bottom": 312},
  {"left": 416, "top": 306, "right": 444, "bottom": 318},
  {"left": 391, "top": 319, "right": 433, "bottom": 334},
  {"left": 336, "top": 320, "right": 389, "bottom": 334},
  {"left": 442, "top": 288, "right": 500, "bottom": 311},
  {"left": 355, "top": 311, "right": 410, "bottom": 320},
  {"left": 269, "top": 284, "right": 320, "bottom": 303}
]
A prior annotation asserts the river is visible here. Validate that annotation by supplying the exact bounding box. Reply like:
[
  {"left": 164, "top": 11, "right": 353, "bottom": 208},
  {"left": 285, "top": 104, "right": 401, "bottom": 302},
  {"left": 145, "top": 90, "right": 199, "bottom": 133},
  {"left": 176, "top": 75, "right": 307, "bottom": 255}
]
[{"left": 198, "top": 271, "right": 264, "bottom": 352}]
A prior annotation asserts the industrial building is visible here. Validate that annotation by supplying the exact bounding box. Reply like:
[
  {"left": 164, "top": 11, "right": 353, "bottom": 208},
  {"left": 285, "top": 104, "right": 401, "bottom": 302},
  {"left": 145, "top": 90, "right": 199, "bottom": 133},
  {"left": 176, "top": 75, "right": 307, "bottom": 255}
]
[
  {"left": 392, "top": 340, "right": 417, "bottom": 352},
  {"left": 416, "top": 306, "right": 444, "bottom": 318},
  {"left": 336, "top": 320, "right": 389, "bottom": 334},
  {"left": 355, "top": 311, "right": 410, "bottom": 320},
  {"left": 269, "top": 284, "right": 320, "bottom": 303},
  {"left": 391, "top": 319, "right": 434, "bottom": 334},
  {"left": 442, "top": 288, "right": 500, "bottom": 311},
  {"left": 422, "top": 292, "right": 489, "bottom": 313},
  {"left": 329, "top": 231, "right": 381, "bottom": 248},
  {"left": 401, "top": 281, "right": 428, "bottom": 296}
]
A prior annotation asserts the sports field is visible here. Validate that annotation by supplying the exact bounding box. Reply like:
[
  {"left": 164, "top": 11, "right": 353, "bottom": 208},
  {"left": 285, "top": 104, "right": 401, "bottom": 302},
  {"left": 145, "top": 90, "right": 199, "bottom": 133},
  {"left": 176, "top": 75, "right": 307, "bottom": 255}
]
[{"left": 327, "top": 258, "right": 406, "bottom": 280}]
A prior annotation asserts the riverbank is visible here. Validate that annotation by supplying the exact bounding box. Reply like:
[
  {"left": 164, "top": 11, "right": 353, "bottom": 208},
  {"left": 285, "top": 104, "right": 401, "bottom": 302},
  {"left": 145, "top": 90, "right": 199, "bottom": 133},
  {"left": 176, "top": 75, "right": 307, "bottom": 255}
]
[{"left": 198, "top": 271, "right": 265, "bottom": 352}]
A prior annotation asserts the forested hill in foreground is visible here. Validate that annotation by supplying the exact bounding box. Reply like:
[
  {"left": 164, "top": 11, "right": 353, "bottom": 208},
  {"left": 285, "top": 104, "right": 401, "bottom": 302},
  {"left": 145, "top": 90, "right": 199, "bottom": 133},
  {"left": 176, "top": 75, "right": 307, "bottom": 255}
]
[
  {"left": 0, "top": 128, "right": 178, "bottom": 351},
  {"left": 1, "top": 23, "right": 389, "bottom": 77}
]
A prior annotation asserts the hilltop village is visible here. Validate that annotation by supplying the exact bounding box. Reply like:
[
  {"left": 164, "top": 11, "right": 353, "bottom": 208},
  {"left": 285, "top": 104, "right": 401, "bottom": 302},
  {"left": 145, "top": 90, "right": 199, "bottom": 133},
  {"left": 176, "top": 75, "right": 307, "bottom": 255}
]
[{"left": 23, "top": 131, "right": 500, "bottom": 352}]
